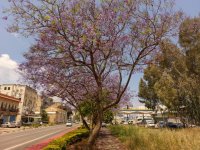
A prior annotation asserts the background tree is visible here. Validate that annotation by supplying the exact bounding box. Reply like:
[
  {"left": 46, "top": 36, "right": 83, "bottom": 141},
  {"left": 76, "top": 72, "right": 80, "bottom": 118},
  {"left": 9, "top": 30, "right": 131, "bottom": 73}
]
[
  {"left": 138, "top": 65, "right": 161, "bottom": 110},
  {"left": 6, "top": 0, "right": 182, "bottom": 147},
  {"left": 79, "top": 89, "right": 130, "bottom": 128},
  {"left": 140, "top": 17, "right": 200, "bottom": 125},
  {"left": 178, "top": 17, "right": 200, "bottom": 124},
  {"left": 139, "top": 40, "right": 183, "bottom": 110},
  {"left": 41, "top": 109, "right": 49, "bottom": 123},
  {"left": 103, "top": 110, "right": 114, "bottom": 124}
]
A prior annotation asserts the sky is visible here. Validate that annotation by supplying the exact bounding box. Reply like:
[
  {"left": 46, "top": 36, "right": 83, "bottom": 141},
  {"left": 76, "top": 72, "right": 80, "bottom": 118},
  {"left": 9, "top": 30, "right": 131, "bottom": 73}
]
[{"left": 0, "top": 0, "right": 200, "bottom": 106}]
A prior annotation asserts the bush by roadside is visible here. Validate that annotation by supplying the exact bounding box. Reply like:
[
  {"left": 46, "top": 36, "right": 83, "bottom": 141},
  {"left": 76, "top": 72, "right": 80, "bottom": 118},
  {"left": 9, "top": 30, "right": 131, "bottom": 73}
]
[
  {"left": 43, "top": 128, "right": 89, "bottom": 150},
  {"left": 109, "top": 125, "right": 200, "bottom": 150}
]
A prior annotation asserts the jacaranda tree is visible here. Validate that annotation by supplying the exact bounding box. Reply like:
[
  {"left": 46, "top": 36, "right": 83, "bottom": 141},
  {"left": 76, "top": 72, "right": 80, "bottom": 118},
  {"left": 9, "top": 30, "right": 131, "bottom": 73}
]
[{"left": 5, "top": 0, "right": 183, "bottom": 147}]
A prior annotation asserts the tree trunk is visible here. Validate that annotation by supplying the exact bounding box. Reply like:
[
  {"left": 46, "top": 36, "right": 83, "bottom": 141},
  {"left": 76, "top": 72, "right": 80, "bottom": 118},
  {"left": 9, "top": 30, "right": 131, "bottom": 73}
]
[
  {"left": 87, "top": 83, "right": 103, "bottom": 149},
  {"left": 80, "top": 114, "right": 90, "bottom": 130},
  {"left": 87, "top": 106, "right": 103, "bottom": 150},
  {"left": 87, "top": 118, "right": 102, "bottom": 149}
]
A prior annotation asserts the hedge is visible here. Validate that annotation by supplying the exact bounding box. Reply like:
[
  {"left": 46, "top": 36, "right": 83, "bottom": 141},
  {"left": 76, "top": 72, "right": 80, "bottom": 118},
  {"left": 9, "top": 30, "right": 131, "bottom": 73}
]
[{"left": 43, "top": 128, "right": 89, "bottom": 150}]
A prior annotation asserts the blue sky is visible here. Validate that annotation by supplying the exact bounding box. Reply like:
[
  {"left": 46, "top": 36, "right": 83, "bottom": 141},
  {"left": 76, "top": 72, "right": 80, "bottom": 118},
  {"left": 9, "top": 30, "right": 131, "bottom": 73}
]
[{"left": 0, "top": 0, "right": 200, "bottom": 106}]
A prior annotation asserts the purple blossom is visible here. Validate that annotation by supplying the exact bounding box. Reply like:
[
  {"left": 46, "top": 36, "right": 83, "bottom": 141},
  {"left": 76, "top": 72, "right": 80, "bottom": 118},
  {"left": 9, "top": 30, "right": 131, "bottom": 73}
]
[{"left": 2, "top": 16, "right": 8, "bottom": 20}]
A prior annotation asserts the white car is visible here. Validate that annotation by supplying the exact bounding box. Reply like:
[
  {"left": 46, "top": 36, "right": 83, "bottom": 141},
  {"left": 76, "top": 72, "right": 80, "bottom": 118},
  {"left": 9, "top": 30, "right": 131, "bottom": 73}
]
[
  {"left": 123, "top": 121, "right": 129, "bottom": 125},
  {"left": 1, "top": 122, "right": 15, "bottom": 128},
  {"left": 66, "top": 121, "right": 72, "bottom": 127},
  {"left": 11, "top": 121, "right": 21, "bottom": 128},
  {"left": 102, "top": 122, "right": 107, "bottom": 127},
  {"left": 145, "top": 120, "right": 155, "bottom": 128}
]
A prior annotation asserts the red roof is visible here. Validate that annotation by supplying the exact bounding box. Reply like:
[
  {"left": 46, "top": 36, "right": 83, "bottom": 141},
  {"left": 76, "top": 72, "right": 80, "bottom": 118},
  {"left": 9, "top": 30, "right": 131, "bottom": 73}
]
[{"left": 0, "top": 93, "right": 20, "bottom": 102}]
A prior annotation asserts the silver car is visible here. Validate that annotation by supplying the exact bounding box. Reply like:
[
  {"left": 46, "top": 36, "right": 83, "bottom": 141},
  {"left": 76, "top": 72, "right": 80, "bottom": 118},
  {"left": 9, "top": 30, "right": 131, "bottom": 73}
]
[
  {"left": 1, "top": 122, "right": 15, "bottom": 128},
  {"left": 11, "top": 121, "right": 21, "bottom": 128},
  {"left": 66, "top": 121, "right": 72, "bottom": 127},
  {"left": 145, "top": 120, "right": 155, "bottom": 128}
]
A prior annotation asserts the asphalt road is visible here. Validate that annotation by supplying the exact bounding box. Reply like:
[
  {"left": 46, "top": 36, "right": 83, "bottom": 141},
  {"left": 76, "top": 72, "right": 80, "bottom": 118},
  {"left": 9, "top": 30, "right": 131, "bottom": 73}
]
[{"left": 0, "top": 124, "right": 78, "bottom": 150}]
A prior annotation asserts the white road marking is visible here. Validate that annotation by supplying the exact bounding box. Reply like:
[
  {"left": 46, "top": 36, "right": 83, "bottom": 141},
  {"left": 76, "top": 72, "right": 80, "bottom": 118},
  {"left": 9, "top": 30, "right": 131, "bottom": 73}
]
[{"left": 3, "top": 129, "right": 64, "bottom": 150}]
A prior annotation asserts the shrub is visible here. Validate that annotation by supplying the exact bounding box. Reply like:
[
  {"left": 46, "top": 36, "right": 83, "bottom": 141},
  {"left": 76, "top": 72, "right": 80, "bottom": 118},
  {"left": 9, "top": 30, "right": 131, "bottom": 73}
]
[
  {"left": 43, "top": 128, "right": 89, "bottom": 150},
  {"left": 77, "top": 125, "right": 86, "bottom": 129},
  {"left": 48, "top": 123, "right": 55, "bottom": 126},
  {"left": 31, "top": 124, "right": 41, "bottom": 128},
  {"left": 43, "top": 145, "right": 60, "bottom": 150}
]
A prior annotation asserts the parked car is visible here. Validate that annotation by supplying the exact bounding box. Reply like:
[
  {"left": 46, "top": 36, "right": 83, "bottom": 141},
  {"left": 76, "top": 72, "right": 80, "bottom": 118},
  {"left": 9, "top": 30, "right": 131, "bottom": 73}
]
[
  {"left": 187, "top": 124, "right": 196, "bottom": 128},
  {"left": 120, "top": 121, "right": 125, "bottom": 124},
  {"left": 22, "top": 122, "right": 32, "bottom": 126},
  {"left": 145, "top": 120, "right": 155, "bottom": 128},
  {"left": 128, "top": 120, "right": 133, "bottom": 125},
  {"left": 11, "top": 121, "right": 21, "bottom": 128},
  {"left": 123, "top": 121, "right": 129, "bottom": 125},
  {"left": 166, "top": 122, "right": 176, "bottom": 128},
  {"left": 155, "top": 121, "right": 166, "bottom": 128},
  {"left": 176, "top": 123, "right": 184, "bottom": 128},
  {"left": 66, "top": 121, "right": 72, "bottom": 127},
  {"left": 166, "top": 122, "right": 182, "bottom": 128},
  {"left": 1, "top": 122, "right": 15, "bottom": 128},
  {"left": 136, "top": 118, "right": 143, "bottom": 125}
]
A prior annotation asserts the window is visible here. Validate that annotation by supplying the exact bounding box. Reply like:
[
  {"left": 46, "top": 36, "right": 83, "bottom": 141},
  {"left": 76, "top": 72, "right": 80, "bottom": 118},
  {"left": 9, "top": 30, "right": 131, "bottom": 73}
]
[
  {"left": 8, "top": 87, "right": 10, "bottom": 90},
  {"left": 4, "top": 87, "right": 7, "bottom": 90}
]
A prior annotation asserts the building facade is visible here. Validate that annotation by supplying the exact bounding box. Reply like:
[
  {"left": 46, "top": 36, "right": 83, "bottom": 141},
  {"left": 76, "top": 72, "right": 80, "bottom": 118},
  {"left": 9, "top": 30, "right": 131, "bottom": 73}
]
[
  {"left": 0, "top": 84, "right": 41, "bottom": 122},
  {"left": 0, "top": 93, "right": 20, "bottom": 124},
  {"left": 45, "top": 103, "right": 68, "bottom": 124}
]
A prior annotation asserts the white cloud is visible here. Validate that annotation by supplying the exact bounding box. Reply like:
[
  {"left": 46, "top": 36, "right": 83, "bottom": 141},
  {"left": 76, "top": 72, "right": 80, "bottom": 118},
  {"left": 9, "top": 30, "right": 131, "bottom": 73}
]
[{"left": 0, "top": 54, "right": 21, "bottom": 84}]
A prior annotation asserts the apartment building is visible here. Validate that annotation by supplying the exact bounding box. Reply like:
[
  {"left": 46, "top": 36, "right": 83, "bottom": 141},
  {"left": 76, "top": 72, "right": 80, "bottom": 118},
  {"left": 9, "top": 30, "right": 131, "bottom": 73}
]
[
  {"left": 0, "top": 84, "right": 41, "bottom": 122},
  {"left": 0, "top": 93, "right": 20, "bottom": 124}
]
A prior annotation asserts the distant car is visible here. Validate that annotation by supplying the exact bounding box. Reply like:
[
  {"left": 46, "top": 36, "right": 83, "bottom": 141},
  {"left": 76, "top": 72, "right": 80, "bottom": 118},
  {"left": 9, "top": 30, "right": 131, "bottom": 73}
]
[
  {"left": 176, "top": 123, "right": 184, "bottom": 128},
  {"left": 1, "top": 122, "right": 15, "bottom": 128},
  {"left": 123, "top": 121, "right": 129, "bottom": 125},
  {"left": 22, "top": 122, "right": 32, "bottom": 126},
  {"left": 145, "top": 120, "right": 155, "bottom": 128},
  {"left": 102, "top": 122, "right": 107, "bottom": 127},
  {"left": 136, "top": 118, "right": 143, "bottom": 125},
  {"left": 66, "top": 121, "right": 72, "bottom": 127},
  {"left": 120, "top": 121, "right": 125, "bottom": 124},
  {"left": 166, "top": 122, "right": 184, "bottom": 128},
  {"left": 75, "top": 121, "right": 79, "bottom": 124},
  {"left": 155, "top": 121, "right": 166, "bottom": 128},
  {"left": 188, "top": 124, "right": 196, "bottom": 128},
  {"left": 11, "top": 121, "right": 21, "bottom": 128},
  {"left": 128, "top": 120, "right": 133, "bottom": 125}
]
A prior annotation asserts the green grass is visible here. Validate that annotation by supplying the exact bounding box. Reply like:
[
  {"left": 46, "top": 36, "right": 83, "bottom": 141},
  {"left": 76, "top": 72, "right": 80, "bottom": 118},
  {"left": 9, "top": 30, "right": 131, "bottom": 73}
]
[{"left": 109, "top": 125, "right": 200, "bottom": 150}]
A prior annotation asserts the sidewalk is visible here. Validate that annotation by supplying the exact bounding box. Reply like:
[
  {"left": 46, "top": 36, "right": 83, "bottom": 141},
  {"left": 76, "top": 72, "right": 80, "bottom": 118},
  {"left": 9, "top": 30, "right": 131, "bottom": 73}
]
[
  {"left": 94, "top": 128, "right": 128, "bottom": 150},
  {"left": 68, "top": 128, "right": 128, "bottom": 150}
]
